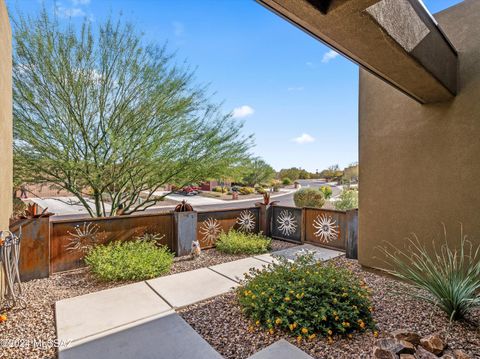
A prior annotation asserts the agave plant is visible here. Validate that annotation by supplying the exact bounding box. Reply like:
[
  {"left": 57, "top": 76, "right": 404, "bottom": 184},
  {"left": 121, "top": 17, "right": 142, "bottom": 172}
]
[
  {"left": 380, "top": 225, "right": 480, "bottom": 320},
  {"left": 174, "top": 200, "right": 193, "bottom": 212}
]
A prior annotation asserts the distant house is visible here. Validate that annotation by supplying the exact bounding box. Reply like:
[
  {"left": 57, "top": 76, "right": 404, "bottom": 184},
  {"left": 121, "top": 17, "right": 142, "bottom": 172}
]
[{"left": 200, "top": 180, "right": 231, "bottom": 192}]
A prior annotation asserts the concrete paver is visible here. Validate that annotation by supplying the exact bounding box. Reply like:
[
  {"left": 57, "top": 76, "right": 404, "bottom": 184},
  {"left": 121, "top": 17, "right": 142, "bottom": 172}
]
[
  {"left": 147, "top": 267, "right": 238, "bottom": 308},
  {"left": 248, "top": 339, "right": 314, "bottom": 359},
  {"left": 59, "top": 313, "right": 223, "bottom": 359},
  {"left": 209, "top": 257, "right": 270, "bottom": 283},
  {"left": 56, "top": 282, "right": 172, "bottom": 346}
]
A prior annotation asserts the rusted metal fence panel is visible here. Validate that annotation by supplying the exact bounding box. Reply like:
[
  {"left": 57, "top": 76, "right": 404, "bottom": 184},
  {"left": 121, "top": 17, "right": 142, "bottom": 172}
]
[
  {"left": 50, "top": 212, "right": 174, "bottom": 273},
  {"left": 270, "top": 205, "right": 303, "bottom": 243},
  {"left": 196, "top": 207, "right": 260, "bottom": 249},
  {"left": 10, "top": 216, "right": 51, "bottom": 281},
  {"left": 304, "top": 208, "right": 348, "bottom": 251}
]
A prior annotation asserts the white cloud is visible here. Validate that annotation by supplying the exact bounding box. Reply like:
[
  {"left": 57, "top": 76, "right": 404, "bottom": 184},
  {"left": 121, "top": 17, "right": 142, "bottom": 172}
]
[
  {"left": 292, "top": 133, "right": 315, "bottom": 144},
  {"left": 56, "top": 5, "right": 86, "bottom": 18},
  {"left": 321, "top": 49, "right": 339, "bottom": 63},
  {"left": 287, "top": 86, "right": 304, "bottom": 92},
  {"left": 232, "top": 105, "right": 255, "bottom": 119},
  {"left": 71, "top": 0, "right": 90, "bottom": 5},
  {"left": 172, "top": 21, "right": 185, "bottom": 37}
]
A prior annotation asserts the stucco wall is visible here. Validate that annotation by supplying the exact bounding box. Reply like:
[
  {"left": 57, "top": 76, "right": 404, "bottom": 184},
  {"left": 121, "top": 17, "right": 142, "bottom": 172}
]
[
  {"left": 0, "top": 0, "right": 11, "bottom": 230},
  {"left": 359, "top": 0, "right": 480, "bottom": 269}
]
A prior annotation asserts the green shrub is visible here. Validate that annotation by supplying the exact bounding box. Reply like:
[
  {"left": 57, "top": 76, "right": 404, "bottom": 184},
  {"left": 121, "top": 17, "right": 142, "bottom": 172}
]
[
  {"left": 85, "top": 240, "right": 174, "bottom": 281},
  {"left": 237, "top": 254, "right": 375, "bottom": 339},
  {"left": 256, "top": 187, "right": 266, "bottom": 194},
  {"left": 216, "top": 230, "right": 271, "bottom": 254},
  {"left": 239, "top": 186, "right": 255, "bottom": 195},
  {"left": 334, "top": 189, "right": 358, "bottom": 210},
  {"left": 293, "top": 188, "right": 325, "bottom": 208},
  {"left": 320, "top": 185, "right": 333, "bottom": 200},
  {"left": 213, "top": 186, "right": 227, "bottom": 193},
  {"left": 282, "top": 177, "right": 292, "bottom": 185},
  {"left": 380, "top": 227, "right": 480, "bottom": 320}
]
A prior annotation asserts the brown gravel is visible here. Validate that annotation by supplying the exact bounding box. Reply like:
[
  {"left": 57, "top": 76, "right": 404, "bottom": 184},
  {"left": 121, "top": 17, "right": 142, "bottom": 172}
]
[
  {"left": 179, "top": 257, "right": 480, "bottom": 359},
  {"left": 0, "top": 240, "right": 297, "bottom": 359}
]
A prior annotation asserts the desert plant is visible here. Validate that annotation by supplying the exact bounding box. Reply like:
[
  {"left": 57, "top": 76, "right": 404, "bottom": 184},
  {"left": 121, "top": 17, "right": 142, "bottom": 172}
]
[
  {"left": 213, "top": 186, "right": 226, "bottom": 193},
  {"left": 293, "top": 188, "right": 325, "bottom": 208},
  {"left": 334, "top": 189, "right": 358, "bottom": 210},
  {"left": 320, "top": 186, "right": 333, "bottom": 200},
  {"left": 216, "top": 230, "right": 271, "bottom": 255},
  {"left": 174, "top": 200, "right": 193, "bottom": 212},
  {"left": 239, "top": 187, "right": 255, "bottom": 195},
  {"left": 282, "top": 177, "right": 292, "bottom": 185},
  {"left": 85, "top": 240, "right": 174, "bottom": 281},
  {"left": 379, "top": 226, "right": 480, "bottom": 320},
  {"left": 237, "top": 254, "right": 375, "bottom": 340}
]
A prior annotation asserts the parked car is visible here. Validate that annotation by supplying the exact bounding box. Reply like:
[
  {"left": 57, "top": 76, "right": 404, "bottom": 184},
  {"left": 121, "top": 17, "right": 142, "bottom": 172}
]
[{"left": 177, "top": 185, "right": 200, "bottom": 196}]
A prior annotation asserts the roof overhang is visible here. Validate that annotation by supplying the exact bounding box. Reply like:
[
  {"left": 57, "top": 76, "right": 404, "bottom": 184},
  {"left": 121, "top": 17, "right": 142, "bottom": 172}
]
[{"left": 257, "top": 0, "right": 458, "bottom": 103}]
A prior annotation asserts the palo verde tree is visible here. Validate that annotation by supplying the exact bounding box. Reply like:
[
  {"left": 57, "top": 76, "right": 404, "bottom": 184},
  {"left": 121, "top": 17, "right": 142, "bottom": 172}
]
[{"left": 13, "top": 10, "right": 252, "bottom": 217}]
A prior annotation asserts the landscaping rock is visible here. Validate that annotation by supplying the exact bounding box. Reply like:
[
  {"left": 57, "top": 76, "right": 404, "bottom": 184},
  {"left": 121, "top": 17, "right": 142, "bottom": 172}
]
[
  {"left": 374, "top": 338, "right": 415, "bottom": 356},
  {"left": 372, "top": 346, "right": 398, "bottom": 359},
  {"left": 417, "top": 346, "right": 440, "bottom": 359},
  {"left": 399, "top": 355, "right": 416, "bottom": 359},
  {"left": 453, "top": 349, "right": 471, "bottom": 359},
  {"left": 441, "top": 354, "right": 455, "bottom": 359},
  {"left": 420, "top": 334, "right": 445, "bottom": 355},
  {"left": 392, "top": 329, "right": 421, "bottom": 346}
]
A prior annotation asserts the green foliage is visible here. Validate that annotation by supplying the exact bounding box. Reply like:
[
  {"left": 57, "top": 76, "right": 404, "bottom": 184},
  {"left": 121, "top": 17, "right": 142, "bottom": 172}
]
[
  {"left": 320, "top": 186, "right": 333, "bottom": 200},
  {"left": 12, "top": 10, "right": 252, "bottom": 217},
  {"left": 380, "top": 227, "right": 480, "bottom": 320},
  {"left": 320, "top": 164, "right": 344, "bottom": 182},
  {"left": 282, "top": 177, "right": 292, "bottom": 185},
  {"left": 216, "top": 230, "right": 271, "bottom": 255},
  {"left": 241, "top": 158, "right": 275, "bottom": 187},
  {"left": 237, "top": 254, "right": 375, "bottom": 339},
  {"left": 334, "top": 190, "right": 358, "bottom": 210},
  {"left": 293, "top": 188, "right": 325, "bottom": 208},
  {"left": 256, "top": 187, "right": 266, "bottom": 194},
  {"left": 239, "top": 186, "right": 255, "bottom": 195},
  {"left": 278, "top": 168, "right": 310, "bottom": 182},
  {"left": 213, "top": 186, "right": 227, "bottom": 193},
  {"left": 85, "top": 240, "right": 173, "bottom": 281}
]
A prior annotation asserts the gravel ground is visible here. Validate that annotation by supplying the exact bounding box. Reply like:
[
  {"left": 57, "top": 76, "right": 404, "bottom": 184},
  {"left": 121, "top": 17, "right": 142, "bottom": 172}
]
[
  {"left": 180, "top": 257, "right": 480, "bottom": 359},
  {"left": 0, "top": 239, "right": 297, "bottom": 359}
]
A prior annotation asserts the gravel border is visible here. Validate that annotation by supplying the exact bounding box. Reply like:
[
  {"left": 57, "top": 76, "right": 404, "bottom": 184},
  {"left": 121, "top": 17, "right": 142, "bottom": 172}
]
[
  {"left": 0, "top": 239, "right": 297, "bottom": 359},
  {"left": 179, "top": 257, "right": 480, "bottom": 359}
]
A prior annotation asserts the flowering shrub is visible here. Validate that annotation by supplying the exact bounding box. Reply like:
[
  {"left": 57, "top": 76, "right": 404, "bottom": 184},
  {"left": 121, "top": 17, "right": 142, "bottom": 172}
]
[
  {"left": 216, "top": 230, "right": 271, "bottom": 255},
  {"left": 335, "top": 189, "right": 358, "bottom": 210},
  {"left": 237, "top": 254, "right": 375, "bottom": 341},
  {"left": 85, "top": 240, "right": 173, "bottom": 281},
  {"left": 239, "top": 187, "right": 255, "bottom": 195}
]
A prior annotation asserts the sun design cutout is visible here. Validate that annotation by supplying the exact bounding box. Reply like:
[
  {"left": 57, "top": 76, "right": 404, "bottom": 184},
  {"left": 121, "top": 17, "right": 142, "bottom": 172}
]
[
  {"left": 313, "top": 214, "right": 339, "bottom": 243},
  {"left": 277, "top": 210, "right": 297, "bottom": 236},
  {"left": 199, "top": 218, "right": 222, "bottom": 246},
  {"left": 66, "top": 222, "right": 102, "bottom": 254},
  {"left": 236, "top": 210, "right": 256, "bottom": 232}
]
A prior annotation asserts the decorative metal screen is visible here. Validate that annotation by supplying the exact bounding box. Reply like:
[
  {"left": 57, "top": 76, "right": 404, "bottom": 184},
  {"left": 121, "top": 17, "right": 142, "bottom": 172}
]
[
  {"left": 270, "top": 206, "right": 302, "bottom": 243},
  {"left": 197, "top": 207, "right": 260, "bottom": 249},
  {"left": 304, "top": 208, "right": 347, "bottom": 251}
]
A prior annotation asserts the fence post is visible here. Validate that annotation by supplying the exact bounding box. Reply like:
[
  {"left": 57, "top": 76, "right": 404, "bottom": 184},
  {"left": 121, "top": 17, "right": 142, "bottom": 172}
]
[
  {"left": 301, "top": 207, "right": 306, "bottom": 243},
  {"left": 346, "top": 209, "right": 358, "bottom": 259},
  {"left": 256, "top": 203, "right": 270, "bottom": 236},
  {"left": 174, "top": 211, "right": 197, "bottom": 257}
]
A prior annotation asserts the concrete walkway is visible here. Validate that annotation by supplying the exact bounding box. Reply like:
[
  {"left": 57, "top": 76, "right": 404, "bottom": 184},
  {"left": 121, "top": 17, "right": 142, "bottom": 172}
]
[{"left": 56, "top": 245, "right": 343, "bottom": 358}]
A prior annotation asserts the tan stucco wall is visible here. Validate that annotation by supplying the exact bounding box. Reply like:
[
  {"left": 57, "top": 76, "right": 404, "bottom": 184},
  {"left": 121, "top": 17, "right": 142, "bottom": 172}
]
[
  {"left": 0, "top": 0, "right": 12, "bottom": 230},
  {"left": 359, "top": 0, "right": 480, "bottom": 269}
]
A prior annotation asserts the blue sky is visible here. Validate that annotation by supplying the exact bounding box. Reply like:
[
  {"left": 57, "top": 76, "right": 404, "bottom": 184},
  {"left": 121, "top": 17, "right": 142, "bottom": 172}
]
[{"left": 7, "top": 0, "right": 463, "bottom": 172}]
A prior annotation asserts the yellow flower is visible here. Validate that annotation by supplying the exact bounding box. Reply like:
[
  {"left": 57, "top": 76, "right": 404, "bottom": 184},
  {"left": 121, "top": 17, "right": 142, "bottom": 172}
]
[
  {"left": 327, "top": 336, "right": 334, "bottom": 344},
  {"left": 342, "top": 292, "right": 348, "bottom": 297},
  {"left": 301, "top": 328, "right": 308, "bottom": 334},
  {"left": 0, "top": 314, "right": 7, "bottom": 322},
  {"left": 321, "top": 316, "right": 327, "bottom": 321},
  {"left": 359, "top": 322, "right": 366, "bottom": 329},
  {"left": 275, "top": 318, "right": 282, "bottom": 325},
  {"left": 333, "top": 298, "right": 337, "bottom": 304},
  {"left": 335, "top": 316, "right": 339, "bottom": 321},
  {"left": 287, "top": 310, "right": 294, "bottom": 315},
  {"left": 373, "top": 331, "right": 379, "bottom": 338},
  {"left": 269, "top": 328, "right": 274, "bottom": 335},
  {"left": 348, "top": 334, "right": 353, "bottom": 339},
  {"left": 251, "top": 295, "right": 256, "bottom": 299},
  {"left": 342, "top": 322, "right": 350, "bottom": 327},
  {"left": 248, "top": 325, "right": 254, "bottom": 333},
  {"left": 369, "top": 306, "right": 373, "bottom": 312},
  {"left": 255, "top": 320, "right": 260, "bottom": 326},
  {"left": 284, "top": 297, "right": 291, "bottom": 302},
  {"left": 327, "top": 329, "right": 333, "bottom": 335},
  {"left": 296, "top": 335, "right": 302, "bottom": 343},
  {"left": 333, "top": 311, "right": 337, "bottom": 316},
  {"left": 308, "top": 334, "right": 316, "bottom": 340}
]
